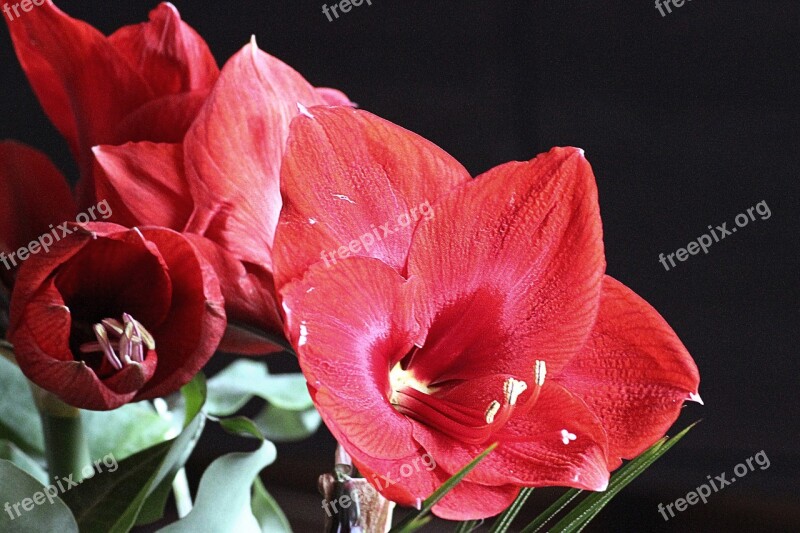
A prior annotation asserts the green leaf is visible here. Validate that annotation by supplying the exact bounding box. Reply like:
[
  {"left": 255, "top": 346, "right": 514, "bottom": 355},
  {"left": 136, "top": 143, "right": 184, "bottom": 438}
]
[
  {"left": 157, "top": 441, "right": 278, "bottom": 533},
  {"left": 219, "top": 416, "right": 266, "bottom": 440},
  {"left": 136, "top": 375, "right": 209, "bottom": 525},
  {"left": 206, "top": 360, "right": 312, "bottom": 416},
  {"left": 82, "top": 403, "right": 173, "bottom": 461},
  {"left": 488, "top": 487, "right": 534, "bottom": 533},
  {"left": 454, "top": 519, "right": 482, "bottom": 532},
  {"left": 181, "top": 373, "right": 208, "bottom": 424},
  {"left": 0, "top": 440, "right": 47, "bottom": 484},
  {"left": 0, "top": 460, "right": 79, "bottom": 533},
  {"left": 518, "top": 488, "right": 582, "bottom": 533},
  {"left": 252, "top": 477, "right": 292, "bottom": 533},
  {"left": 61, "top": 379, "right": 207, "bottom": 532},
  {"left": 254, "top": 404, "right": 322, "bottom": 442},
  {"left": 539, "top": 423, "right": 698, "bottom": 533},
  {"left": 0, "top": 354, "right": 43, "bottom": 456},
  {"left": 390, "top": 442, "right": 498, "bottom": 533}
]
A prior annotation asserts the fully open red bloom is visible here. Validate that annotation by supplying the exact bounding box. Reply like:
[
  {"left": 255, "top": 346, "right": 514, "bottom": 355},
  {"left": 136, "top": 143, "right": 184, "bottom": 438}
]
[
  {"left": 6, "top": 0, "right": 219, "bottom": 206},
  {"left": 90, "top": 40, "right": 351, "bottom": 352},
  {"left": 8, "top": 223, "right": 225, "bottom": 410},
  {"left": 275, "top": 107, "right": 701, "bottom": 519}
]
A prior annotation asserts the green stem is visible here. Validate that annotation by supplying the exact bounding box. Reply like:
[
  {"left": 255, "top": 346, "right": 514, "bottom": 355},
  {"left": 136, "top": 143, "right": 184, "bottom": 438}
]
[
  {"left": 172, "top": 467, "right": 193, "bottom": 518},
  {"left": 33, "top": 386, "right": 91, "bottom": 482}
]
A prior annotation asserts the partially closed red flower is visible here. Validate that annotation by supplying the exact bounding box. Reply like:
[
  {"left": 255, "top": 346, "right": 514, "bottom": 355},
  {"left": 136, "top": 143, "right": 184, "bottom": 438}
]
[
  {"left": 6, "top": 1, "right": 219, "bottom": 206},
  {"left": 8, "top": 223, "right": 225, "bottom": 410},
  {"left": 91, "top": 39, "right": 351, "bottom": 351},
  {"left": 276, "top": 107, "right": 701, "bottom": 520}
]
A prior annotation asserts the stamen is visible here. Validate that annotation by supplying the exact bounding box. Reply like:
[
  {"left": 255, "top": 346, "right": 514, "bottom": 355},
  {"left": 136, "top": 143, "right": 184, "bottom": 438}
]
[
  {"left": 504, "top": 378, "right": 528, "bottom": 406},
  {"left": 485, "top": 400, "right": 501, "bottom": 424},
  {"left": 535, "top": 360, "right": 547, "bottom": 387},
  {"left": 93, "top": 323, "right": 122, "bottom": 370},
  {"left": 101, "top": 318, "right": 124, "bottom": 336},
  {"left": 124, "top": 313, "right": 155, "bottom": 350},
  {"left": 81, "top": 314, "right": 155, "bottom": 372}
]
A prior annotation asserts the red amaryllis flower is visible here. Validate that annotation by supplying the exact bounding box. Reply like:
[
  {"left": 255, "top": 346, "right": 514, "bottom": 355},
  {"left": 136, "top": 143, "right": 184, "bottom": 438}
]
[
  {"left": 5, "top": 0, "right": 219, "bottom": 206},
  {"left": 7, "top": 222, "right": 225, "bottom": 410},
  {"left": 275, "top": 107, "right": 701, "bottom": 519},
  {"left": 90, "top": 40, "right": 351, "bottom": 351}
]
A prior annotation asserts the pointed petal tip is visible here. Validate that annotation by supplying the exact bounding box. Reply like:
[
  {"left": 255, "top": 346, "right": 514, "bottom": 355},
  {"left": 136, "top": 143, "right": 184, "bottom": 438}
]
[
  {"left": 688, "top": 391, "right": 704, "bottom": 405},
  {"left": 152, "top": 2, "right": 180, "bottom": 19}
]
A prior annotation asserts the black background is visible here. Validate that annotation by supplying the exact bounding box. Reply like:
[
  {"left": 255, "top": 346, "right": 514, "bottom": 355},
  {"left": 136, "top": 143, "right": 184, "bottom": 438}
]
[{"left": 1, "top": 1, "right": 798, "bottom": 531}]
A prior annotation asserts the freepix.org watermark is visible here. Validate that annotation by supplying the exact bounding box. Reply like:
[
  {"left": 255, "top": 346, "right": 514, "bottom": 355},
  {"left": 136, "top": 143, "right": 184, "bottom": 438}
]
[
  {"left": 658, "top": 450, "right": 770, "bottom": 521},
  {"left": 658, "top": 200, "right": 771, "bottom": 271},
  {"left": 655, "top": 0, "right": 693, "bottom": 17},
  {"left": 2, "top": 0, "right": 45, "bottom": 22},
  {"left": 322, "top": 453, "right": 436, "bottom": 518},
  {"left": 321, "top": 0, "right": 373, "bottom": 22},
  {"left": 320, "top": 200, "right": 434, "bottom": 268},
  {"left": 0, "top": 200, "right": 112, "bottom": 271},
  {"left": 4, "top": 453, "right": 118, "bottom": 521}
]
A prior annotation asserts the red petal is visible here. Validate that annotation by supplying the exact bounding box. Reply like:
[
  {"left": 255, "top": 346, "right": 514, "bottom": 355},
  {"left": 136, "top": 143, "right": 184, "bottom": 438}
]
[
  {"left": 413, "top": 383, "right": 610, "bottom": 491},
  {"left": 433, "top": 481, "right": 520, "bottom": 521},
  {"left": 274, "top": 106, "right": 470, "bottom": 289},
  {"left": 93, "top": 142, "right": 191, "bottom": 230},
  {"left": 351, "top": 450, "right": 520, "bottom": 520},
  {"left": 407, "top": 147, "right": 605, "bottom": 384},
  {"left": 349, "top": 449, "right": 444, "bottom": 510},
  {"left": 108, "top": 3, "right": 218, "bottom": 96},
  {"left": 554, "top": 276, "right": 701, "bottom": 468},
  {"left": 183, "top": 40, "right": 327, "bottom": 269},
  {"left": 111, "top": 90, "right": 211, "bottom": 145},
  {"left": 185, "top": 234, "right": 284, "bottom": 351},
  {"left": 0, "top": 142, "right": 76, "bottom": 281},
  {"left": 6, "top": 0, "right": 152, "bottom": 200},
  {"left": 281, "top": 257, "right": 419, "bottom": 460},
  {"left": 135, "top": 228, "right": 226, "bottom": 400}
]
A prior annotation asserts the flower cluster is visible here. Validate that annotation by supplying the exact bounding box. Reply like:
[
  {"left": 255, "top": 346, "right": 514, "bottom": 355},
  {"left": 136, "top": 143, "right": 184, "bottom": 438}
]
[{"left": 1, "top": 0, "right": 700, "bottom": 520}]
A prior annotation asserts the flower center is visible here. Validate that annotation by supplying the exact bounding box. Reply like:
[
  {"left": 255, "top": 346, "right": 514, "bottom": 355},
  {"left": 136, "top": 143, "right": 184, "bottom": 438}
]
[
  {"left": 79, "top": 313, "right": 155, "bottom": 376},
  {"left": 388, "top": 359, "right": 547, "bottom": 445}
]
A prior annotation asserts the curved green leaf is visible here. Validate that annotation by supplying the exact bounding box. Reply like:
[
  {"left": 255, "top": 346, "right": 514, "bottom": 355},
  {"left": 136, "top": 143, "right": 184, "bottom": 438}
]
[
  {"left": 0, "top": 460, "right": 78, "bottom": 533},
  {"left": 206, "top": 360, "right": 312, "bottom": 416},
  {"left": 61, "top": 377, "right": 208, "bottom": 532},
  {"left": 252, "top": 477, "right": 292, "bottom": 533},
  {"left": 254, "top": 404, "right": 322, "bottom": 442},
  {"left": 158, "top": 441, "right": 278, "bottom": 533},
  {"left": 83, "top": 403, "right": 173, "bottom": 461},
  {"left": 0, "top": 440, "right": 47, "bottom": 484},
  {"left": 0, "top": 354, "right": 43, "bottom": 456}
]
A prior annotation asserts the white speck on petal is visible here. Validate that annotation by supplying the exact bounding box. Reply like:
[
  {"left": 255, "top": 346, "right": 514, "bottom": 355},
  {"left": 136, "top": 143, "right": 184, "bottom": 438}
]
[
  {"left": 306, "top": 287, "right": 315, "bottom": 293},
  {"left": 298, "top": 323, "right": 309, "bottom": 347},
  {"left": 297, "top": 102, "right": 314, "bottom": 119},
  {"left": 308, "top": 218, "right": 317, "bottom": 225},
  {"left": 332, "top": 194, "right": 355, "bottom": 204},
  {"left": 561, "top": 429, "right": 577, "bottom": 445},
  {"left": 689, "top": 392, "right": 704, "bottom": 405}
]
